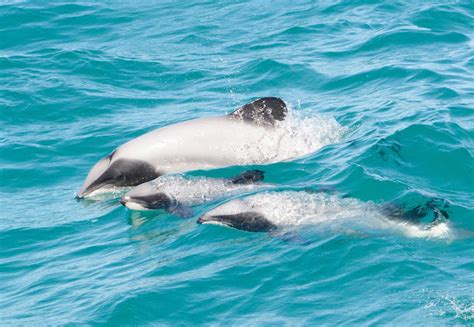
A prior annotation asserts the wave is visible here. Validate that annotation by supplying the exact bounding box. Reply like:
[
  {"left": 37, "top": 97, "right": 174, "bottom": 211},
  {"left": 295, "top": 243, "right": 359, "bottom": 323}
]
[{"left": 324, "top": 29, "right": 469, "bottom": 58}]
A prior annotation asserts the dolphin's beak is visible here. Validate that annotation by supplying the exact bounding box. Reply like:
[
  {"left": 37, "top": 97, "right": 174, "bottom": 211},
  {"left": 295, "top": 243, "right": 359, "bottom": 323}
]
[{"left": 76, "top": 156, "right": 112, "bottom": 198}]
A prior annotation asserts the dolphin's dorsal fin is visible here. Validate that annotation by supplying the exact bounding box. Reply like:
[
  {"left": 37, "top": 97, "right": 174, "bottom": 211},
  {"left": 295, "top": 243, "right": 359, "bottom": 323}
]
[
  {"left": 230, "top": 97, "right": 287, "bottom": 126},
  {"left": 230, "top": 170, "right": 265, "bottom": 184}
]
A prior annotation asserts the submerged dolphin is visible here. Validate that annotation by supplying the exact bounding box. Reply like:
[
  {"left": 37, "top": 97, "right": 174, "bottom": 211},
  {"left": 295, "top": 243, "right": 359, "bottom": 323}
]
[
  {"left": 197, "top": 191, "right": 451, "bottom": 239},
  {"left": 77, "top": 97, "right": 289, "bottom": 198},
  {"left": 120, "top": 170, "right": 270, "bottom": 214}
]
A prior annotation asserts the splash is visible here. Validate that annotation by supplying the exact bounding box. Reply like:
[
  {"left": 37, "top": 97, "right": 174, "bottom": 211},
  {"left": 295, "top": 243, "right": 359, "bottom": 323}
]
[
  {"left": 250, "top": 110, "right": 347, "bottom": 163},
  {"left": 279, "top": 110, "right": 347, "bottom": 159}
]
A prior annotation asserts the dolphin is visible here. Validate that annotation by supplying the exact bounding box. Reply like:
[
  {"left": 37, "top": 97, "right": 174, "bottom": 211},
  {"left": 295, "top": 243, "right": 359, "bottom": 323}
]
[
  {"left": 197, "top": 191, "right": 451, "bottom": 239},
  {"left": 77, "top": 97, "right": 290, "bottom": 198},
  {"left": 120, "top": 170, "right": 270, "bottom": 215}
]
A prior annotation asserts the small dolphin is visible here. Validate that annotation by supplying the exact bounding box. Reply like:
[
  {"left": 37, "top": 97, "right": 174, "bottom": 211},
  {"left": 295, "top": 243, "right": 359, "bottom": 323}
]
[
  {"left": 120, "top": 170, "right": 270, "bottom": 216},
  {"left": 77, "top": 97, "right": 289, "bottom": 198},
  {"left": 198, "top": 191, "right": 451, "bottom": 239}
]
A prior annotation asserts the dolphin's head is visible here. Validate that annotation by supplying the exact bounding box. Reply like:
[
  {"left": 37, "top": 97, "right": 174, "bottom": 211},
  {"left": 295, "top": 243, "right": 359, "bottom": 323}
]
[
  {"left": 77, "top": 152, "right": 160, "bottom": 198},
  {"left": 197, "top": 199, "right": 277, "bottom": 232},
  {"left": 119, "top": 180, "right": 172, "bottom": 211}
]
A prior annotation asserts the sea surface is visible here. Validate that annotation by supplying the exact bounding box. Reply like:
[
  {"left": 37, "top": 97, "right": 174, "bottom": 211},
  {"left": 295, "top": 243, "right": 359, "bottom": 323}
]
[{"left": 1, "top": 0, "right": 473, "bottom": 325}]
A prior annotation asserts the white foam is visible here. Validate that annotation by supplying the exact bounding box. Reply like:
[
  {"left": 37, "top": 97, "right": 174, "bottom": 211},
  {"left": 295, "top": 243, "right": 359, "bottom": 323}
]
[
  {"left": 398, "top": 221, "right": 451, "bottom": 239},
  {"left": 272, "top": 111, "right": 347, "bottom": 162},
  {"left": 231, "top": 111, "right": 347, "bottom": 164}
]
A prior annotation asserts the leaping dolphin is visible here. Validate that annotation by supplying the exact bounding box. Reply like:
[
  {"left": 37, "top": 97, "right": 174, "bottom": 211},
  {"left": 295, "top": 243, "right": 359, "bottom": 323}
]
[{"left": 77, "top": 97, "right": 289, "bottom": 198}]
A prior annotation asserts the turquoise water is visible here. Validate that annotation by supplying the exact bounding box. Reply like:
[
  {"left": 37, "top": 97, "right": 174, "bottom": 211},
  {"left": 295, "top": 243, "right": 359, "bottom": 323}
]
[{"left": 1, "top": 0, "right": 473, "bottom": 324}]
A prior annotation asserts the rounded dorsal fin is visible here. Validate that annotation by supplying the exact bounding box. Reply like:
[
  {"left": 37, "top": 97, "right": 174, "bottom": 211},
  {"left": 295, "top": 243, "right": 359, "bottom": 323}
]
[
  {"left": 229, "top": 170, "right": 265, "bottom": 184},
  {"left": 230, "top": 97, "right": 287, "bottom": 127}
]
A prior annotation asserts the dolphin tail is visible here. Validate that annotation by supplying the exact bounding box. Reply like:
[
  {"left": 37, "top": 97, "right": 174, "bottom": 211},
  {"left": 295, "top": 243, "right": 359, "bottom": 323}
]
[
  {"left": 229, "top": 170, "right": 265, "bottom": 185},
  {"left": 426, "top": 199, "right": 450, "bottom": 226},
  {"left": 382, "top": 198, "right": 450, "bottom": 225}
]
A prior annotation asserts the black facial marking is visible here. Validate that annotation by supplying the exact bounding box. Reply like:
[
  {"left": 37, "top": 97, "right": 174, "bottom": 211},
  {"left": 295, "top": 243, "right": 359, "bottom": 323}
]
[
  {"left": 88, "top": 159, "right": 160, "bottom": 191},
  {"left": 198, "top": 212, "right": 277, "bottom": 232},
  {"left": 230, "top": 170, "right": 265, "bottom": 184},
  {"left": 110, "top": 159, "right": 160, "bottom": 186},
  {"left": 126, "top": 193, "right": 173, "bottom": 210}
]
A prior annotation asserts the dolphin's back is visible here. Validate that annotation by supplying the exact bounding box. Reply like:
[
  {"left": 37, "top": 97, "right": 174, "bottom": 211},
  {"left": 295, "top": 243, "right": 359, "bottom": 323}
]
[{"left": 115, "top": 116, "right": 275, "bottom": 174}]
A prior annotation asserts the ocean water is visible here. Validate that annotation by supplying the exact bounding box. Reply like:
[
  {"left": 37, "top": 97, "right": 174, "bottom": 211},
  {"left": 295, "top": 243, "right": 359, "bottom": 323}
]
[{"left": 1, "top": 0, "right": 473, "bottom": 325}]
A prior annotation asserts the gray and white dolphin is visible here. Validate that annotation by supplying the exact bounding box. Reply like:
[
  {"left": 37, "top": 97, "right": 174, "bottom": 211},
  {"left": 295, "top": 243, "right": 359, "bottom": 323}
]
[
  {"left": 197, "top": 191, "right": 451, "bottom": 239},
  {"left": 120, "top": 170, "right": 270, "bottom": 215},
  {"left": 77, "top": 97, "right": 289, "bottom": 198}
]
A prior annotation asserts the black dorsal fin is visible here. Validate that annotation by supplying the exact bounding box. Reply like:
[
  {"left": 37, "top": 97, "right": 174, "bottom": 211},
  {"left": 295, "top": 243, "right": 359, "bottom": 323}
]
[
  {"left": 230, "top": 170, "right": 265, "bottom": 184},
  {"left": 230, "top": 97, "right": 287, "bottom": 127}
]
